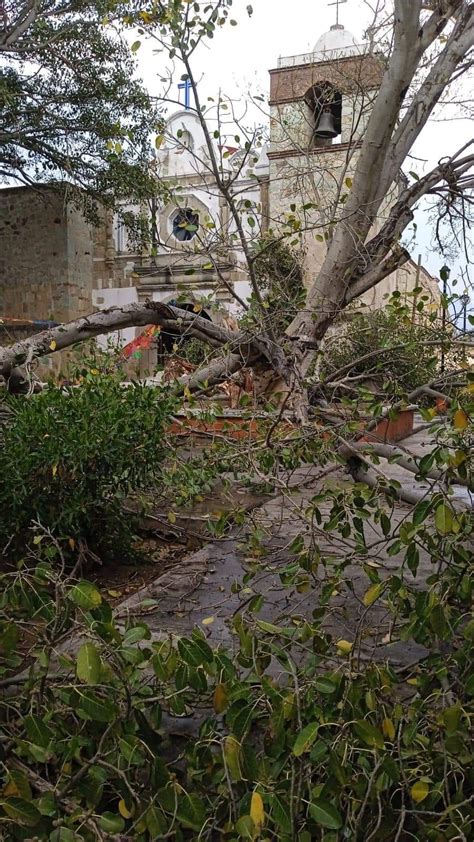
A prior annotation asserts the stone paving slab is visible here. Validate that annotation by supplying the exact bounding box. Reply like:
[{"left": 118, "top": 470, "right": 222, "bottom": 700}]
[{"left": 117, "top": 466, "right": 430, "bottom": 669}]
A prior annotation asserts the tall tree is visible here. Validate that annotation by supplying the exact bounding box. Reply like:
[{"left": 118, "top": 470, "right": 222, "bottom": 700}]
[{"left": 0, "top": 1, "right": 158, "bottom": 205}]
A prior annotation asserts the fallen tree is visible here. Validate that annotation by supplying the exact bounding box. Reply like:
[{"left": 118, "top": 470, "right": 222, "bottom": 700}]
[{"left": 1, "top": 1, "right": 473, "bottom": 406}]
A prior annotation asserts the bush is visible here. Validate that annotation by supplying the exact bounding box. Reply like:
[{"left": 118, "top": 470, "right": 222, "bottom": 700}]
[
  {"left": 321, "top": 299, "right": 452, "bottom": 398},
  {"left": 0, "top": 371, "right": 177, "bottom": 561}
]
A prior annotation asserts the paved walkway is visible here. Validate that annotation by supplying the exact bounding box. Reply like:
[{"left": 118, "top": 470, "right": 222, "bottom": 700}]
[
  {"left": 369, "top": 418, "right": 472, "bottom": 510},
  {"left": 115, "top": 418, "right": 471, "bottom": 672}
]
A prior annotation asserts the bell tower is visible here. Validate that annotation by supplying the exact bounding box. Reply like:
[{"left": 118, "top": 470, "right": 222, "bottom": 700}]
[{"left": 268, "top": 23, "right": 384, "bottom": 284}]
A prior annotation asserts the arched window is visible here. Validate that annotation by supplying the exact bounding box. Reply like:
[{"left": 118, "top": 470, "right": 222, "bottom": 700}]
[
  {"left": 172, "top": 208, "right": 199, "bottom": 242},
  {"left": 305, "top": 82, "right": 342, "bottom": 146},
  {"left": 178, "top": 129, "right": 194, "bottom": 151}
]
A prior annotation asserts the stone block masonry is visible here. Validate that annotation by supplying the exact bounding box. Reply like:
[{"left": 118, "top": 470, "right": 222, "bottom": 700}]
[
  {"left": 0, "top": 184, "right": 98, "bottom": 377},
  {"left": 0, "top": 184, "right": 95, "bottom": 325}
]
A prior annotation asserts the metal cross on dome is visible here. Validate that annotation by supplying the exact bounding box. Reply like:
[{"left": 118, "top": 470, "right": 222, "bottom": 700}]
[
  {"left": 178, "top": 78, "right": 192, "bottom": 110},
  {"left": 328, "top": 0, "right": 347, "bottom": 26}
]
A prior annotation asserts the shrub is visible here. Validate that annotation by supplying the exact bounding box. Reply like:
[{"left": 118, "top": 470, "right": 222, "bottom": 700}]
[
  {"left": 0, "top": 371, "right": 177, "bottom": 561},
  {"left": 0, "top": 403, "right": 471, "bottom": 840},
  {"left": 321, "top": 299, "right": 452, "bottom": 398}
]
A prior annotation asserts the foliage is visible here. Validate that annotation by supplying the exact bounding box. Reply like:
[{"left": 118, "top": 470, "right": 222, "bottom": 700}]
[
  {"left": 0, "top": 1, "right": 159, "bottom": 209},
  {"left": 0, "top": 369, "right": 177, "bottom": 561},
  {"left": 169, "top": 336, "right": 210, "bottom": 367},
  {"left": 0, "top": 396, "right": 472, "bottom": 840},
  {"left": 321, "top": 293, "right": 456, "bottom": 398},
  {"left": 242, "top": 235, "right": 306, "bottom": 336}
]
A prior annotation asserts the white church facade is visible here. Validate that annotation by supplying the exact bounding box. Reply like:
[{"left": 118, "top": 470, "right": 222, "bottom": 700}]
[{"left": 97, "top": 19, "right": 439, "bottom": 354}]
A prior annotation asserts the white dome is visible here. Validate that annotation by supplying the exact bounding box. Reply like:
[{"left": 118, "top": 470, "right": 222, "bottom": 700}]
[{"left": 313, "top": 24, "right": 360, "bottom": 57}]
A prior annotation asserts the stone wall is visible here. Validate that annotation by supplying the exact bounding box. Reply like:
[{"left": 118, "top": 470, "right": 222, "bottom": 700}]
[
  {"left": 0, "top": 186, "right": 68, "bottom": 322},
  {"left": 0, "top": 185, "right": 101, "bottom": 377},
  {"left": 0, "top": 185, "right": 96, "bottom": 323}
]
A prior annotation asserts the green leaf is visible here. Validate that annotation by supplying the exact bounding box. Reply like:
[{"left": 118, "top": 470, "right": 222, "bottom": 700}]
[
  {"left": 146, "top": 805, "right": 167, "bottom": 836},
  {"left": 98, "top": 812, "right": 125, "bottom": 833},
  {"left": 177, "top": 792, "right": 206, "bottom": 831},
  {"left": 271, "top": 793, "right": 292, "bottom": 833},
  {"left": 430, "top": 604, "right": 447, "bottom": 638},
  {"left": 256, "top": 620, "right": 284, "bottom": 635},
  {"left": 434, "top": 504, "right": 455, "bottom": 535},
  {"left": 131, "top": 40, "right": 141, "bottom": 52},
  {"left": 0, "top": 797, "right": 41, "bottom": 827},
  {"left": 235, "top": 815, "right": 255, "bottom": 838},
  {"left": 443, "top": 705, "right": 461, "bottom": 735},
  {"left": 177, "top": 637, "right": 212, "bottom": 666},
  {"left": 314, "top": 676, "right": 337, "bottom": 694},
  {"left": 50, "top": 829, "right": 79, "bottom": 841},
  {"left": 309, "top": 799, "right": 343, "bottom": 830},
  {"left": 293, "top": 722, "right": 319, "bottom": 756},
  {"left": 68, "top": 581, "right": 102, "bottom": 610},
  {"left": 24, "top": 714, "right": 53, "bottom": 748},
  {"left": 354, "top": 719, "right": 385, "bottom": 749},
  {"left": 413, "top": 499, "right": 432, "bottom": 525},
  {"left": 77, "top": 691, "right": 117, "bottom": 723},
  {"left": 76, "top": 642, "right": 102, "bottom": 683}
]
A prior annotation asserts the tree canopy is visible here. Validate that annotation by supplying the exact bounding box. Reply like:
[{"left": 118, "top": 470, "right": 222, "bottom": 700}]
[{"left": 0, "top": 1, "right": 158, "bottom": 205}]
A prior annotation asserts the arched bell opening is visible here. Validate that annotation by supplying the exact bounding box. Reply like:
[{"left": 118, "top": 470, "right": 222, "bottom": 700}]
[{"left": 305, "top": 83, "right": 342, "bottom": 147}]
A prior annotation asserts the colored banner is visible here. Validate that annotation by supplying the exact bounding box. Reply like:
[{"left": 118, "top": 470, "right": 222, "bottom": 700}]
[{"left": 120, "top": 325, "right": 160, "bottom": 360}]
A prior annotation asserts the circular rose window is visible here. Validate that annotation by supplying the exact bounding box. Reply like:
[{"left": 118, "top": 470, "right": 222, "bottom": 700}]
[{"left": 172, "top": 208, "right": 199, "bottom": 241}]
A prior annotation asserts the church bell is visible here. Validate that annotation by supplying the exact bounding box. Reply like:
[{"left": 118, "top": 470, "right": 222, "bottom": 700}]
[{"left": 314, "top": 108, "right": 338, "bottom": 139}]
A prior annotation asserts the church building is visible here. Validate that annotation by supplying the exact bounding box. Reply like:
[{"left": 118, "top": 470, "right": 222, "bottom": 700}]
[{"left": 0, "top": 17, "right": 440, "bottom": 373}]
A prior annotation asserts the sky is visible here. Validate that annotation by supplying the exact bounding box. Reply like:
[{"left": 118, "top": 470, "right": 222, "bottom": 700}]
[{"left": 132, "top": 0, "right": 473, "bottom": 307}]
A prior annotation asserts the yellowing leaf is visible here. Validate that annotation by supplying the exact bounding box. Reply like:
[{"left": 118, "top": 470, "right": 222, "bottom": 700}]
[
  {"left": 336, "top": 639, "right": 353, "bottom": 655},
  {"left": 213, "top": 683, "right": 228, "bottom": 713},
  {"left": 453, "top": 408, "right": 469, "bottom": 431},
  {"left": 3, "top": 780, "right": 20, "bottom": 797},
  {"left": 118, "top": 799, "right": 134, "bottom": 819},
  {"left": 202, "top": 616, "right": 214, "bottom": 626},
  {"left": 68, "top": 538, "right": 75, "bottom": 551},
  {"left": 167, "top": 511, "right": 177, "bottom": 524},
  {"left": 107, "top": 589, "right": 122, "bottom": 598},
  {"left": 434, "top": 504, "right": 456, "bottom": 536},
  {"left": 382, "top": 718, "right": 395, "bottom": 740},
  {"left": 282, "top": 692, "right": 294, "bottom": 719},
  {"left": 52, "top": 464, "right": 58, "bottom": 477},
  {"left": 363, "top": 582, "right": 384, "bottom": 607},
  {"left": 250, "top": 791, "right": 265, "bottom": 833},
  {"left": 223, "top": 735, "right": 242, "bottom": 781},
  {"left": 411, "top": 780, "right": 429, "bottom": 803},
  {"left": 90, "top": 368, "right": 100, "bottom": 376},
  {"left": 49, "top": 340, "right": 57, "bottom": 351}
]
